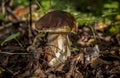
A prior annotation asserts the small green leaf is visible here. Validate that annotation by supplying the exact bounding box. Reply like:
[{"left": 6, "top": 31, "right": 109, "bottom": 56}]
[
  {"left": 104, "top": 2, "right": 119, "bottom": 9},
  {"left": 1, "top": 32, "right": 20, "bottom": 46},
  {"left": 32, "top": 33, "right": 45, "bottom": 46},
  {"left": 0, "top": 67, "right": 5, "bottom": 74},
  {"left": 77, "top": 17, "right": 96, "bottom": 25},
  {"left": 102, "top": 12, "right": 118, "bottom": 18},
  {"left": 109, "top": 23, "right": 120, "bottom": 35},
  {"left": 0, "top": 13, "right": 6, "bottom": 21}
]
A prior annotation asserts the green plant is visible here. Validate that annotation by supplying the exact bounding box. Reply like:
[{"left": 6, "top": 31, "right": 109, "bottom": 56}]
[
  {"left": 12, "top": 0, "right": 29, "bottom": 6},
  {"left": 1, "top": 32, "right": 20, "bottom": 46},
  {"left": 0, "top": 13, "right": 6, "bottom": 21}
]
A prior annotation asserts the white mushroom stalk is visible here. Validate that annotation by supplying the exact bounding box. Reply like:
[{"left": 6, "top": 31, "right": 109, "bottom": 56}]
[{"left": 47, "top": 33, "right": 71, "bottom": 66}]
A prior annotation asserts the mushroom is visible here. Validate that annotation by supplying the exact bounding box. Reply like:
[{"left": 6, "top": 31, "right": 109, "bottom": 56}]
[{"left": 35, "top": 10, "right": 77, "bottom": 67}]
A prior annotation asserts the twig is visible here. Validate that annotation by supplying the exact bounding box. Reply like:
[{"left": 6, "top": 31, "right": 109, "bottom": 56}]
[
  {"left": 1, "top": 0, "right": 5, "bottom": 14},
  {"left": 28, "top": 0, "right": 33, "bottom": 44},
  {"left": 0, "top": 22, "right": 13, "bottom": 30},
  {"left": 0, "top": 64, "right": 14, "bottom": 74},
  {"left": 6, "top": 7, "right": 21, "bottom": 21},
  {"left": 0, "top": 51, "right": 29, "bottom": 55},
  {"left": 0, "top": 21, "right": 25, "bottom": 31}
]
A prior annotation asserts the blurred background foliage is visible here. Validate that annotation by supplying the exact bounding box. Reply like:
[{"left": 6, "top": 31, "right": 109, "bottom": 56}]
[{"left": 0, "top": 0, "right": 120, "bottom": 35}]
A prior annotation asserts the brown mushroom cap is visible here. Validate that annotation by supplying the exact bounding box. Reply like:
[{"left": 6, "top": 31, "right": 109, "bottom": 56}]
[{"left": 35, "top": 10, "right": 77, "bottom": 33}]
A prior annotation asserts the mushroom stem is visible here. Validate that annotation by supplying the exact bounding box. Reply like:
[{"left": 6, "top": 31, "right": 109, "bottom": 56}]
[
  {"left": 65, "top": 35, "right": 71, "bottom": 57},
  {"left": 57, "top": 35, "right": 64, "bottom": 54},
  {"left": 57, "top": 34, "right": 71, "bottom": 60},
  {"left": 47, "top": 33, "right": 71, "bottom": 66}
]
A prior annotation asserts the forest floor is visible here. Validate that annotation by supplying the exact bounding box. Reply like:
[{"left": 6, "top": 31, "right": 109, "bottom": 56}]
[{"left": 0, "top": 18, "right": 120, "bottom": 78}]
